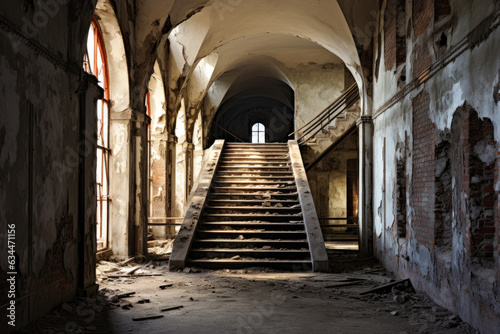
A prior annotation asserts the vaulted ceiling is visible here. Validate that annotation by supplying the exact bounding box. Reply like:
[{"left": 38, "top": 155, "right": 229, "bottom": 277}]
[{"left": 98, "top": 0, "right": 377, "bottom": 131}]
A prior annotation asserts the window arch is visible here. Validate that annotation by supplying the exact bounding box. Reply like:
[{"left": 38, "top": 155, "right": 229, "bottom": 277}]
[
  {"left": 84, "top": 18, "right": 110, "bottom": 251},
  {"left": 252, "top": 123, "right": 266, "bottom": 143}
]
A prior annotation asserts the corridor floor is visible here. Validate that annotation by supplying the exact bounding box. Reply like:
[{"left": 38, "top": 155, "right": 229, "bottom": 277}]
[{"left": 17, "top": 258, "right": 477, "bottom": 334}]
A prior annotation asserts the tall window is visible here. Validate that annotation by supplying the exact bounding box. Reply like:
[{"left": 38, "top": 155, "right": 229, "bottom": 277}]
[
  {"left": 252, "top": 123, "right": 266, "bottom": 143},
  {"left": 146, "top": 92, "right": 153, "bottom": 219},
  {"left": 84, "top": 19, "right": 110, "bottom": 251}
]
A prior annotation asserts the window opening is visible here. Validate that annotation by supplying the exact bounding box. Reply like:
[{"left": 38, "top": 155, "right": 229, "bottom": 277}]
[
  {"left": 84, "top": 19, "right": 110, "bottom": 251},
  {"left": 252, "top": 123, "right": 266, "bottom": 143}
]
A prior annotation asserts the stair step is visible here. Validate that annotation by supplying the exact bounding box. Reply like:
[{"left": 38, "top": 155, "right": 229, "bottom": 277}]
[
  {"left": 205, "top": 206, "right": 301, "bottom": 211},
  {"left": 217, "top": 171, "right": 294, "bottom": 176},
  {"left": 223, "top": 150, "right": 288, "bottom": 155},
  {"left": 201, "top": 222, "right": 305, "bottom": 230},
  {"left": 218, "top": 166, "right": 291, "bottom": 170},
  {"left": 186, "top": 259, "right": 312, "bottom": 270},
  {"left": 208, "top": 199, "right": 299, "bottom": 204},
  {"left": 215, "top": 175, "right": 295, "bottom": 180},
  {"left": 210, "top": 193, "right": 299, "bottom": 199},
  {"left": 225, "top": 143, "right": 288, "bottom": 147},
  {"left": 192, "top": 239, "right": 309, "bottom": 249},
  {"left": 189, "top": 249, "right": 310, "bottom": 260},
  {"left": 196, "top": 230, "right": 307, "bottom": 239},
  {"left": 203, "top": 214, "right": 303, "bottom": 222},
  {"left": 211, "top": 187, "right": 297, "bottom": 193},
  {"left": 220, "top": 160, "right": 290, "bottom": 164},
  {"left": 221, "top": 157, "right": 289, "bottom": 161},
  {"left": 223, "top": 153, "right": 289, "bottom": 157},
  {"left": 213, "top": 180, "right": 295, "bottom": 185}
]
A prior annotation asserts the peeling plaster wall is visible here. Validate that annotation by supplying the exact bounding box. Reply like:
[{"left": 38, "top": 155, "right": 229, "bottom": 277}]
[
  {"left": 288, "top": 61, "right": 346, "bottom": 131},
  {"left": 148, "top": 62, "right": 169, "bottom": 239},
  {"left": 373, "top": 1, "right": 500, "bottom": 332},
  {"left": 307, "top": 134, "right": 359, "bottom": 221},
  {"left": 192, "top": 112, "right": 204, "bottom": 182},
  {"left": 174, "top": 101, "right": 188, "bottom": 223},
  {"left": 0, "top": 2, "right": 97, "bottom": 330}
]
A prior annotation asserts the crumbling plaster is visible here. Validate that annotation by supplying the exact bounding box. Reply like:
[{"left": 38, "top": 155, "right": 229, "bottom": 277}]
[
  {"left": 372, "top": 1, "right": 500, "bottom": 332},
  {"left": 162, "top": 0, "right": 368, "bottom": 140}
]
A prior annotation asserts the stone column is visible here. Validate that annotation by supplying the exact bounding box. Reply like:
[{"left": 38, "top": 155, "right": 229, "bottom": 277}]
[
  {"left": 109, "top": 109, "right": 134, "bottom": 259},
  {"left": 185, "top": 141, "right": 195, "bottom": 197},
  {"left": 165, "top": 134, "right": 178, "bottom": 237},
  {"left": 357, "top": 116, "right": 373, "bottom": 258},
  {"left": 109, "top": 108, "right": 150, "bottom": 259},
  {"left": 133, "top": 114, "right": 150, "bottom": 257},
  {"left": 77, "top": 74, "right": 102, "bottom": 295}
]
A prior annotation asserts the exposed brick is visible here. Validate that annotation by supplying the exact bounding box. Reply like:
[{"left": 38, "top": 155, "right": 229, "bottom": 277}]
[
  {"left": 461, "top": 107, "right": 497, "bottom": 261},
  {"left": 412, "top": 42, "right": 432, "bottom": 78},
  {"left": 413, "top": 0, "right": 433, "bottom": 38},
  {"left": 412, "top": 91, "right": 435, "bottom": 246},
  {"left": 384, "top": 0, "right": 397, "bottom": 70}
]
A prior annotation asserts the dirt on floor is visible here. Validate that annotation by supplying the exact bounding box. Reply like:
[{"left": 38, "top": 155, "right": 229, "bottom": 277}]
[{"left": 15, "top": 257, "right": 479, "bottom": 334}]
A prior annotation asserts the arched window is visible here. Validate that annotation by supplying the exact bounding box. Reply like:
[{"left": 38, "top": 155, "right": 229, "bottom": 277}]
[
  {"left": 252, "top": 123, "right": 266, "bottom": 143},
  {"left": 84, "top": 19, "right": 110, "bottom": 251}
]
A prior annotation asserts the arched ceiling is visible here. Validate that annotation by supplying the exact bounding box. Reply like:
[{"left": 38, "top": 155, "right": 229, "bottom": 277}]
[
  {"left": 166, "top": 0, "right": 363, "bottom": 101},
  {"left": 106, "top": 0, "right": 377, "bottom": 128}
]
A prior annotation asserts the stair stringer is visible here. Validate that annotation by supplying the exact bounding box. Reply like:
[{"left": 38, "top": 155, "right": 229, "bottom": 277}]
[
  {"left": 169, "top": 140, "right": 225, "bottom": 270},
  {"left": 288, "top": 140, "right": 329, "bottom": 272}
]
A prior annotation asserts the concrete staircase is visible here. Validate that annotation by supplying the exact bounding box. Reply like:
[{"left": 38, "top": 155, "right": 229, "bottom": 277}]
[
  {"left": 170, "top": 140, "right": 328, "bottom": 272},
  {"left": 187, "top": 143, "right": 312, "bottom": 270}
]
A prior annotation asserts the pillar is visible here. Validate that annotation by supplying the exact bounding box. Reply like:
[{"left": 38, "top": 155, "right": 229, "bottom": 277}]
[
  {"left": 133, "top": 115, "right": 150, "bottom": 257},
  {"left": 77, "top": 74, "right": 102, "bottom": 295},
  {"left": 165, "top": 134, "right": 177, "bottom": 237},
  {"left": 357, "top": 116, "right": 374, "bottom": 258}
]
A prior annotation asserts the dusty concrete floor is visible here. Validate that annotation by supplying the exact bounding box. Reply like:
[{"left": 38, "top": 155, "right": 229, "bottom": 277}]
[{"left": 16, "top": 258, "right": 478, "bottom": 334}]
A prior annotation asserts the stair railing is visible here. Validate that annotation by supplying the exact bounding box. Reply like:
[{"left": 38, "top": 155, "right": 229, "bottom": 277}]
[{"left": 289, "top": 84, "right": 360, "bottom": 145}]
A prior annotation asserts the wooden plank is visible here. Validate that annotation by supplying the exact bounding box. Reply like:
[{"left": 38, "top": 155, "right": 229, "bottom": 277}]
[{"left": 359, "top": 279, "right": 410, "bottom": 295}]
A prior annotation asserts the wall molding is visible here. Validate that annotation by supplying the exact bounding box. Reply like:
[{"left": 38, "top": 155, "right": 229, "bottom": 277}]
[
  {"left": 0, "top": 13, "right": 82, "bottom": 76},
  {"left": 373, "top": 8, "right": 500, "bottom": 120}
]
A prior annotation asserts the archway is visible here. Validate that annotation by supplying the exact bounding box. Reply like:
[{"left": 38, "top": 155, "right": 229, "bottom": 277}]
[{"left": 84, "top": 18, "right": 110, "bottom": 251}]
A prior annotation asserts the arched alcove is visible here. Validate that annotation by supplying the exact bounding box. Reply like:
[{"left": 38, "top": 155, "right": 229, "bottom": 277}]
[
  {"left": 90, "top": 0, "right": 132, "bottom": 258},
  {"left": 207, "top": 77, "right": 295, "bottom": 146}
]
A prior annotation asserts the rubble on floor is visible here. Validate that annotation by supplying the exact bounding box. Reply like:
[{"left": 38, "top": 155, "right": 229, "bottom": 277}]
[{"left": 16, "top": 258, "right": 479, "bottom": 334}]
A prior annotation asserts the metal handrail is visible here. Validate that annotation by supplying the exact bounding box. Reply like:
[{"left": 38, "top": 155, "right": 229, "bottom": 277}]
[
  {"left": 289, "top": 84, "right": 358, "bottom": 138},
  {"left": 298, "top": 90, "right": 359, "bottom": 145}
]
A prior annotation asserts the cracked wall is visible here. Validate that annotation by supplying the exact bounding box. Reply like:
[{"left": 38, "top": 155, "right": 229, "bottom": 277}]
[{"left": 373, "top": 0, "right": 500, "bottom": 332}]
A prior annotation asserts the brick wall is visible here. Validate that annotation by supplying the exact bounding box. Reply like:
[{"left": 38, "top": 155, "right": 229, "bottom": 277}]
[
  {"left": 413, "top": 0, "right": 433, "bottom": 38},
  {"left": 412, "top": 42, "right": 432, "bottom": 78},
  {"left": 384, "top": 0, "right": 407, "bottom": 71},
  {"left": 384, "top": 0, "right": 397, "bottom": 70},
  {"left": 412, "top": 91, "right": 435, "bottom": 246},
  {"left": 396, "top": 158, "right": 407, "bottom": 238},
  {"left": 463, "top": 109, "right": 496, "bottom": 261},
  {"left": 396, "top": 0, "right": 407, "bottom": 65},
  {"left": 434, "top": 140, "right": 452, "bottom": 249}
]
